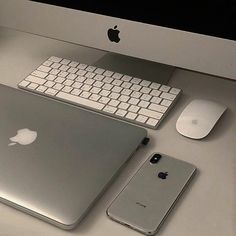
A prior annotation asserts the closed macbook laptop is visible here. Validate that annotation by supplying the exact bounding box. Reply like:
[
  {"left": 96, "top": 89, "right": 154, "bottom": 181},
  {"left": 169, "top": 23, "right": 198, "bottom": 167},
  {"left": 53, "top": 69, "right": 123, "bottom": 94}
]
[{"left": 0, "top": 84, "right": 147, "bottom": 229}]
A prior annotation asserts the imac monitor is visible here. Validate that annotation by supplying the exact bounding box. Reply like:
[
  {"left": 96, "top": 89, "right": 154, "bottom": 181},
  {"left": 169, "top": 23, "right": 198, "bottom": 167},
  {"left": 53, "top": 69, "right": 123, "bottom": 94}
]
[{"left": 0, "top": 1, "right": 235, "bottom": 80}]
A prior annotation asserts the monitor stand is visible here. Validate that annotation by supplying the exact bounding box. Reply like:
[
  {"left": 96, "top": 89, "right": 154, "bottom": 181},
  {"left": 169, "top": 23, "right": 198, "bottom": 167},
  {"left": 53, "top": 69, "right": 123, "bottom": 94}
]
[{"left": 93, "top": 53, "right": 175, "bottom": 85}]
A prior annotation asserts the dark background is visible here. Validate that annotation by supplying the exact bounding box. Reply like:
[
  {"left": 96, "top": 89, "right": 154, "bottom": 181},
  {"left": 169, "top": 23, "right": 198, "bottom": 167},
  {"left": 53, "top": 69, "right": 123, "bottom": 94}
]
[{"left": 31, "top": 1, "right": 236, "bottom": 41}]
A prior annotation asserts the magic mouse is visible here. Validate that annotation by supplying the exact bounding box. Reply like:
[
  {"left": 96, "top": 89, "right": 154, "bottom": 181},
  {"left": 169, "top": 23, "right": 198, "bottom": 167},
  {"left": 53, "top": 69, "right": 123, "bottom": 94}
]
[{"left": 176, "top": 99, "right": 227, "bottom": 139}]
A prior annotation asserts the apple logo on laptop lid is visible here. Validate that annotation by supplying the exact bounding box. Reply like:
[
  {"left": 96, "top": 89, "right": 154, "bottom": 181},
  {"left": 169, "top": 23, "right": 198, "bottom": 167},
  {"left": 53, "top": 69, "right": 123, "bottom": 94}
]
[{"left": 8, "top": 128, "right": 37, "bottom": 146}]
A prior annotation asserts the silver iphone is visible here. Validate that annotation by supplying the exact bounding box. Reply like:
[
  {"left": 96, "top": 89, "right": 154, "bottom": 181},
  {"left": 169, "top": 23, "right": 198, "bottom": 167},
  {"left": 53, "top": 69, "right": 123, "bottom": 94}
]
[{"left": 106, "top": 153, "right": 197, "bottom": 235}]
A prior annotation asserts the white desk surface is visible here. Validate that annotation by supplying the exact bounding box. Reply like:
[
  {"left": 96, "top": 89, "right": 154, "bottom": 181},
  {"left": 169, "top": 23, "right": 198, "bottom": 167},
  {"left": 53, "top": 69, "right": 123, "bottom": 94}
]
[{"left": 0, "top": 27, "right": 235, "bottom": 236}]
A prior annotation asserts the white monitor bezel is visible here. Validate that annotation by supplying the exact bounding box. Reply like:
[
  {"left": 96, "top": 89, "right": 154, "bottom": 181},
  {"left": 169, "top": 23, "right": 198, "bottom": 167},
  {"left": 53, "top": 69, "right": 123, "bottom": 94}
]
[{"left": 0, "top": 0, "right": 235, "bottom": 80}]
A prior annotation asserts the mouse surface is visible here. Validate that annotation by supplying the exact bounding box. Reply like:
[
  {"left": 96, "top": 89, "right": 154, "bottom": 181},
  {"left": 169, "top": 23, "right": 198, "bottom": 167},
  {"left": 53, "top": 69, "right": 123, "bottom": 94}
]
[{"left": 176, "top": 99, "right": 227, "bottom": 139}]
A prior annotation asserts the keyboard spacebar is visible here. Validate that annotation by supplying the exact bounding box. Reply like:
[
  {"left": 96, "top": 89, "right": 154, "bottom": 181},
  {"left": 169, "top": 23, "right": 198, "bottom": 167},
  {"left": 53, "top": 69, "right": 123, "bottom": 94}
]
[{"left": 56, "top": 92, "right": 105, "bottom": 110}]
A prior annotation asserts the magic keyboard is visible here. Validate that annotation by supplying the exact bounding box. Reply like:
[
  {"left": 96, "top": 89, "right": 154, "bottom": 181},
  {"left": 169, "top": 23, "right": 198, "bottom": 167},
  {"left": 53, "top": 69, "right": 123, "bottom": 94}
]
[{"left": 18, "top": 56, "right": 181, "bottom": 129}]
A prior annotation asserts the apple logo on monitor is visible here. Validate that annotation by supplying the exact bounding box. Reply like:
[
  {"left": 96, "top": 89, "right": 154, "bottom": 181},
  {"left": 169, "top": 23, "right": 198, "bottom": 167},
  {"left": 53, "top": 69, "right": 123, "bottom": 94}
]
[
  {"left": 107, "top": 25, "right": 120, "bottom": 43},
  {"left": 8, "top": 128, "right": 37, "bottom": 146}
]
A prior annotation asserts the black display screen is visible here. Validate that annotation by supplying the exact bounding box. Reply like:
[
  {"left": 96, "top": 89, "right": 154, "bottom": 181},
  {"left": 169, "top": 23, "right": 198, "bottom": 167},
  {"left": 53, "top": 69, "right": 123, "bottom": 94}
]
[{"left": 31, "top": 1, "right": 235, "bottom": 41}]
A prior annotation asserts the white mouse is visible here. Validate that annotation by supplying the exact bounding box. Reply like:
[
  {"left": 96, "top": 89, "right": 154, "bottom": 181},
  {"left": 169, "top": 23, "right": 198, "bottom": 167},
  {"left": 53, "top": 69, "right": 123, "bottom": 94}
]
[{"left": 176, "top": 99, "right": 227, "bottom": 139}]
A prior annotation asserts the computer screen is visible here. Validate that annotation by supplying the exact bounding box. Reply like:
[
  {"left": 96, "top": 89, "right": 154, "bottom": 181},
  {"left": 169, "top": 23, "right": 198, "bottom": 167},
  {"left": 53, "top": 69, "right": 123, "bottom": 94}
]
[{"left": 0, "top": 0, "right": 235, "bottom": 80}]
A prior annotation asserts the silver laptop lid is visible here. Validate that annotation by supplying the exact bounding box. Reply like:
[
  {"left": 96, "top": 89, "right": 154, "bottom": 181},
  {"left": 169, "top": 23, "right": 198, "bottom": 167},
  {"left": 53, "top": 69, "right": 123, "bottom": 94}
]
[{"left": 0, "top": 84, "right": 147, "bottom": 229}]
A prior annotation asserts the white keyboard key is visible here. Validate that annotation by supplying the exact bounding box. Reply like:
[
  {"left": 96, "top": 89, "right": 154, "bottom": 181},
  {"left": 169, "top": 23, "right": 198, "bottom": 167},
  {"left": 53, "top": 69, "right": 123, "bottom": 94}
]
[
  {"left": 112, "top": 79, "right": 123, "bottom": 86},
  {"left": 160, "top": 92, "right": 176, "bottom": 101},
  {"left": 56, "top": 92, "right": 105, "bottom": 110},
  {"left": 139, "top": 108, "right": 163, "bottom": 119},
  {"left": 76, "top": 76, "right": 86, "bottom": 83},
  {"left": 80, "top": 91, "right": 91, "bottom": 99},
  {"left": 46, "top": 74, "right": 57, "bottom": 81},
  {"left": 150, "top": 90, "right": 161, "bottom": 97},
  {"left": 77, "top": 63, "right": 87, "bottom": 70},
  {"left": 94, "top": 68, "right": 105, "bottom": 74},
  {"left": 170, "top": 88, "right": 181, "bottom": 95},
  {"left": 121, "top": 75, "right": 132, "bottom": 82},
  {"left": 50, "top": 69, "right": 60, "bottom": 75},
  {"left": 81, "top": 84, "right": 92, "bottom": 91},
  {"left": 130, "top": 77, "right": 141, "bottom": 84},
  {"left": 62, "top": 86, "right": 73, "bottom": 93},
  {"left": 118, "top": 102, "right": 130, "bottom": 110},
  {"left": 121, "top": 82, "right": 132, "bottom": 89},
  {"left": 126, "top": 112, "right": 137, "bottom": 120},
  {"left": 149, "top": 104, "right": 168, "bottom": 113},
  {"left": 140, "top": 94, "right": 152, "bottom": 101},
  {"left": 84, "top": 78, "right": 95, "bottom": 85},
  {"left": 53, "top": 83, "right": 64, "bottom": 90},
  {"left": 38, "top": 65, "right": 51, "bottom": 73},
  {"left": 71, "top": 89, "right": 82, "bottom": 96},
  {"left": 45, "top": 81, "right": 55, "bottom": 88},
  {"left": 49, "top": 56, "right": 62, "bottom": 63},
  {"left": 67, "top": 67, "right": 78, "bottom": 74},
  {"left": 109, "top": 92, "right": 120, "bottom": 100},
  {"left": 136, "top": 115, "right": 148, "bottom": 124},
  {"left": 103, "top": 70, "right": 114, "bottom": 77},
  {"left": 102, "top": 83, "right": 113, "bottom": 90},
  {"left": 121, "top": 89, "right": 132, "bottom": 96},
  {"left": 63, "top": 80, "right": 74, "bottom": 86},
  {"left": 149, "top": 82, "right": 161, "bottom": 89},
  {"left": 85, "top": 72, "right": 95, "bottom": 79},
  {"left": 72, "top": 82, "right": 83, "bottom": 89},
  {"left": 119, "top": 95, "right": 129, "bottom": 102},
  {"left": 90, "top": 94, "right": 101, "bottom": 101},
  {"left": 54, "top": 76, "right": 65, "bottom": 83},
  {"left": 69, "top": 61, "right": 79, "bottom": 68},
  {"left": 130, "top": 84, "right": 141, "bottom": 91},
  {"left": 19, "top": 80, "right": 30, "bottom": 87},
  {"left": 94, "top": 81, "right": 104, "bottom": 88},
  {"left": 27, "top": 83, "right": 38, "bottom": 90},
  {"left": 77, "top": 70, "right": 87, "bottom": 76},
  {"left": 66, "top": 73, "right": 77, "bottom": 80},
  {"left": 112, "top": 73, "right": 123, "bottom": 79},
  {"left": 103, "top": 105, "right": 117, "bottom": 114},
  {"left": 112, "top": 86, "right": 122, "bottom": 93},
  {"left": 128, "top": 105, "right": 139, "bottom": 113},
  {"left": 146, "top": 118, "right": 159, "bottom": 127},
  {"left": 150, "top": 96, "right": 162, "bottom": 104},
  {"left": 45, "top": 88, "right": 58, "bottom": 96},
  {"left": 99, "top": 97, "right": 110, "bottom": 104},
  {"left": 131, "top": 91, "right": 142, "bottom": 98},
  {"left": 86, "top": 66, "right": 96, "bottom": 72},
  {"left": 43, "top": 60, "right": 53, "bottom": 67},
  {"left": 32, "top": 70, "right": 48, "bottom": 78},
  {"left": 58, "top": 71, "right": 69, "bottom": 77},
  {"left": 94, "top": 74, "right": 104, "bottom": 81},
  {"left": 103, "top": 76, "right": 113, "bottom": 83},
  {"left": 60, "top": 65, "right": 70, "bottom": 72},
  {"left": 51, "top": 62, "right": 61, "bottom": 69},
  {"left": 109, "top": 99, "right": 120, "bottom": 107},
  {"left": 128, "top": 98, "right": 139, "bottom": 105},
  {"left": 140, "top": 87, "right": 151, "bottom": 94},
  {"left": 25, "top": 75, "right": 46, "bottom": 85},
  {"left": 90, "top": 87, "right": 101, "bottom": 94},
  {"left": 36, "top": 85, "right": 47, "bottom": 93},
  {"left": 100, "top": 89, "right": 110, "bottom": 97},
  {"left": 161, "top": 99, "right": 172, "bottom": 107},
  {"left": 138, "top": 100, "right": 150, "bottom": 108},
  {"left": 116, "top": 109, "right": 127, "bottom": 117},
  {"left": 159, "top": 85, "right": 171, "bottom": 92},
  {"left": 61, "top": 59, "right": 70, "bottom": 65},
  {"left": 140, "top": 80, "right": 151, "bottom": 87}
]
